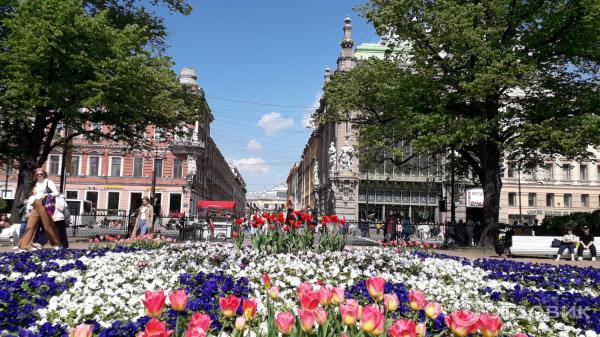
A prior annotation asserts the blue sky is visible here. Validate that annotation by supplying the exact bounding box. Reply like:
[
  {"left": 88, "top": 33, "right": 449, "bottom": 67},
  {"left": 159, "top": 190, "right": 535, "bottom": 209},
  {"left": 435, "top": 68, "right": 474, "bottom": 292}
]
[{"left": 160, "top": 1, "right": 379, "bottom": 192}]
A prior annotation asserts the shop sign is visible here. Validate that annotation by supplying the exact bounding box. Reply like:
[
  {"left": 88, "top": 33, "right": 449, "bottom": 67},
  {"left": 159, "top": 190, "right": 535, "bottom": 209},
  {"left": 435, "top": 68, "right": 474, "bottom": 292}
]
[
  {"left": 466, "top": 188, "right": 484, "bottom": 208},
  {"left": 527, "top": 209, "right": 570, "bottom": 216}
]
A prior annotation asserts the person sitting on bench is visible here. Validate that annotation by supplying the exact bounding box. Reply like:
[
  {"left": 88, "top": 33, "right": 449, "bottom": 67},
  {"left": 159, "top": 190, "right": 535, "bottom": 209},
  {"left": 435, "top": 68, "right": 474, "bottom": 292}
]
[
  {"left": 577, "top": 226, "right": 596, "bottom": 262},
  {"left": 555, "top": 227, "right": 577, "bottom": 261}
]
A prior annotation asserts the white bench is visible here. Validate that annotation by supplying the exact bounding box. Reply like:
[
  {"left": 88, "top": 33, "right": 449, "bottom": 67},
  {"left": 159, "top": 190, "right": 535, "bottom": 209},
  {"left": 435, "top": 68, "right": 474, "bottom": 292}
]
[
  {"left": 0, "top": 226, "right": 17, "bottom": 243},
  {"left": 511, "top": 235, "right": 599, "bottom": 257}
]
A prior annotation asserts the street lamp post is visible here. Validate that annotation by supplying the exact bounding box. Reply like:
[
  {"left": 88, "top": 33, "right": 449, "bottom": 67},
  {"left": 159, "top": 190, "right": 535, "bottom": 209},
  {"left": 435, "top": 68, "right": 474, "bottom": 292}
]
[{"left": 518, "top": 163, "right": 523, "bottom": 225}]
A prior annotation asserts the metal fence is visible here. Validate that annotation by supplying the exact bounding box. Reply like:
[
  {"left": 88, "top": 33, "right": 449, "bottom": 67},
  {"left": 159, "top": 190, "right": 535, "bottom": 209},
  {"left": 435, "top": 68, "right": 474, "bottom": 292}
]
[{"left": 67, "top": 212, "right": 184, "bottom": 239}]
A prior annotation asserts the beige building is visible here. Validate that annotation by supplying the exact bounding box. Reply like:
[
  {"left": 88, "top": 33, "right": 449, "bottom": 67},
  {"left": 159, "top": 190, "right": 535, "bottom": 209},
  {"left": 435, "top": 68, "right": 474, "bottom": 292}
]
[
  {"left": 499, "top": 154, "right": 600, "bottom": 224},
  {"left": 247, "top": 184, "right": 287, "bottom": 215}
]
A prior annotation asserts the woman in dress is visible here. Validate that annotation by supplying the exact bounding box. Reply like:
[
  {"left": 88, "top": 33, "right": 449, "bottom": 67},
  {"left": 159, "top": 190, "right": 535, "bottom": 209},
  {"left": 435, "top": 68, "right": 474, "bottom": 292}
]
[
  {"left": 132, "top": 196, "right": 154, "bottom": 237},
  {"left": 19, "top": 168, "right": 61, "bottom": 250}
]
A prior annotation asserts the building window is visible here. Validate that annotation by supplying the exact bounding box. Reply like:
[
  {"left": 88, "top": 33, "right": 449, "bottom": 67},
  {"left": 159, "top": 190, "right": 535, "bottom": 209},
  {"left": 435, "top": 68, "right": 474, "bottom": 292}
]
[
  {"left": 69, "top": 156, "right": 80, "bottom": 176},
  {"left": 562, "top": 165, "right": 572, "bottom": 180},
  {"left": 154, "top": 159, "right": 163, "bottom": 178},
  {"left": 507, "top": 164, "right": 515, "bottom": 178},
  {"left": 580, "top": 165, "right": 588, "bottom": 181},
  {"left": 86, "top": 191, "right": 99, "bottom": 209},
  {"left": 49, "top": 155, "right": 61, "bottom": 175},
  {"left": 66, "top": 190, "right": 78, "bottom": 199},
  {"left": 107, "top": 192, "right": 120, "bottom": 211},
  {"left": 508, "top": 193, "right": 516, "bottom": 206},
  {"left": 133, "top": 158, "right": 143, "bottom": 177},
  {"left": 173, "top": 159, "right": 183, "bottom": 178},
  {"left": 169, "top": 193, "right": 182, "bottom": 213},
  {"left": 546, "top": 164, "right": 554, "bottom": 180},
  {"left": 582, "top": 194, "right": 589, "bottom": 208},
  {"left": 89, "top": 156, "right": 100, "bottom": 176},
  {"left": 564, "top": 194, "right": 572, "bottom": 207},
  {"left": 528, "top": 193, "right": 536, "bottom": 207},
  {"left": 546, "top": 193, "right": 554, "bottom": 207},
  {"left": 110, "top": 157, "right": 122, "bottom": 177}
]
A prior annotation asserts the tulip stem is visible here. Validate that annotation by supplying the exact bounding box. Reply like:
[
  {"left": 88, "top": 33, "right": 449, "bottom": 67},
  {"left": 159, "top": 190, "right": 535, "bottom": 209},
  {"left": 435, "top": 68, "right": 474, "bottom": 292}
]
[{"left": 175, "top": 312, "right": 180, "bottom": 337}]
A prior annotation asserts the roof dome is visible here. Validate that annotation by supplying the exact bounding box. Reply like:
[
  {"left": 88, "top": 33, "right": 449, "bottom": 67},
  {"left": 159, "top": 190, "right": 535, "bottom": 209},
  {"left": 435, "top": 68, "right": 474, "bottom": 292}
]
[{"left": 179, "top": 67, "right": 197, "bottom": 85}]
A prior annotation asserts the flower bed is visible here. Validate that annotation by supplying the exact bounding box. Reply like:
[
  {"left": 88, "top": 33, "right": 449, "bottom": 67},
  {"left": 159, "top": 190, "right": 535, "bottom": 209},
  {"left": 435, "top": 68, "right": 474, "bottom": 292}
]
[{"left": 0, "top": 243, "right": 598, "bottom": 337}]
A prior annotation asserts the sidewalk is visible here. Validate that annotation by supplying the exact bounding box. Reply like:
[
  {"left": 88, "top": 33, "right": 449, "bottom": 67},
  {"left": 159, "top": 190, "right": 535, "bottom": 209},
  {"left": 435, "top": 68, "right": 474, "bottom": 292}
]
[{"left": 433, "top": 247, "right": 599, "bottom": 268}]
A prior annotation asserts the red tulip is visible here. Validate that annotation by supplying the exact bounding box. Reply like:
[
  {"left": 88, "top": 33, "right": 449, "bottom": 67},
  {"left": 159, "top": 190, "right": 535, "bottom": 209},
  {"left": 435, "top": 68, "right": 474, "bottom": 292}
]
[
  {"left": 445, "top": 311, "right": 480, "bottom": 337},
  {"left": 315, "top": 307, "right": 328, "bottom": 325},
  {"left": 219, "top": 294, "right": 241, "bottom": 318},
  {"left": 292, "top": 220, "right": 302, "bottom": 229},
  {"left": 242, "top": 298, "right": 257, "bottom": 319},
  {"left": 235, "top": 218, "right": 244, "bottom": 225},
  {"left": 302, "top": 213, "right": 312, "bottom": 222},
  {"left": 340, "top": 301, "right": 360, "bottom": 326},
  {"left": 143, "top": 290, "right": 166, "bottom": 318},
  {"left": 168, "top": 289, "right": 188, "bottom": 312},
  {"left": 299, "top": 290, "right": 321, "bottom": 311},
  {"left": 71, "top": 324, "right": 94, "bottom": 337},
  {"left": 331, "top": 287, "right": 345, "bottom": 304},
  {"left": 232, "top": 231, "right": 240, "bottom": 239},
  {"left": 384, "top": 293, "right": 400, "bottom": 312},
  {"left": 408, "top": 289, "right": 426, "bottom": 311},
  {"left": 478, "top": 312, "right": 502, "bottom": 337},
  {"left": 321, "top": 216, "right": 330, "bottom": 224},
  {"left": 309, "top": 224, "right": 316, "bottom": 231},
  {"left": 319, "top": 287, "right": 333, "bottom": 306},
  {"left": 263, "top": 273, "right": 271, "bottom": 289},
  {"left": 424, "top": 302, "right": 442, "bottom": 319},
  {"left": 299, "top": 309, "right": 316, "bottom": 333},
  {"left": 340, "top": 219, "right": 347, "bottom": 225},
  {"left": 388, "top": 319, "right": 416, "bottom": 337},
  {"left": 141, "top": 318, "right": 173, "bottom": 337},
  {"left": 294, "top": 210, "right": 301, "bottom": 216},
  {"left": 277, "top": 213, "right": 286, "bottom": 223},
  {"left": 366, "top": 277, "right": 385, "bottom": 302},
  {"left": 188, "top": 312, "right": 212, "bottom": 334},
  {"left": 283, "top": 225, "right": 290, "bottom": 232},
  {"left": 275, "top": 312, "right": 295, "bottom": 335},
  {"left": 361, "top": 305, "right": 384, "bottom": 333}
]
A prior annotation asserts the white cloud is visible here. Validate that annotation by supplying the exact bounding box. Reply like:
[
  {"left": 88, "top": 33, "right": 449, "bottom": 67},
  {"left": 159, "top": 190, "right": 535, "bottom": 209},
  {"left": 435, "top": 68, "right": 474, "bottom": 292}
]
[
  {"left": 257, "top": 112, "right": 294, "bottom": 135},
  {"left": 232, "top": 157, "right": 271, "bottom": 175},
  {"left": 246, "top": 139, "right": 262, "bottom": 153},
  {"left": 303, "top": 90, "right": 322, "bottom": 129}
]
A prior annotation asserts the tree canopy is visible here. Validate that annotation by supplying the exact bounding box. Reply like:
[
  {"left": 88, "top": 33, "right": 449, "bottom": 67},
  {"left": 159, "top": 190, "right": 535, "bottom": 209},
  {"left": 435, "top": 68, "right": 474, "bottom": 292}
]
[
  {"left": 0, "top": 0, "right": 203, "bottom": 200},
  {"left": 322, "top": 0, "right": 600, "bottom": 242}
]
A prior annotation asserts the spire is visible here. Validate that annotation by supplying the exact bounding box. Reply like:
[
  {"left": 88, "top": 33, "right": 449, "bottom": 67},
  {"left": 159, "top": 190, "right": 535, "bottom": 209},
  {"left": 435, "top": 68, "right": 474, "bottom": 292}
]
[{"left": 337, "top": 16, "right": 356, "bottom": 72}]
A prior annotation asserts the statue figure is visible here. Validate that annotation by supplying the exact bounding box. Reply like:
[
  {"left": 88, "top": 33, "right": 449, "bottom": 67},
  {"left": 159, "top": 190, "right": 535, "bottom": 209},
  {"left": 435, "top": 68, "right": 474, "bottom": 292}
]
[
  {"left": 328, "top": 142, "right": 337, "bottom": 175},
  {"left": 187, "top": 154, "right": 197, "bottom": 176},
  {"left": 313, "top": 159, "right": 320, "bottom": 186},
  {"left": 339, "top": 141, "right": 354, "bottom": 172}
]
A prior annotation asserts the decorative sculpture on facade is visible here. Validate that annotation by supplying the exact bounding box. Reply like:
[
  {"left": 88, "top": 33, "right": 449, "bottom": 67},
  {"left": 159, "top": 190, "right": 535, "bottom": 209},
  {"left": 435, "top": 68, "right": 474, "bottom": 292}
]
[
  {"left": 187, "top": 154, "right": 197, "bottom": 176},
  {"left": 328, "top": 142, "right": 337, "bottom": 175},
  {"left": 339, "top": 141, "right": 354, "bottom": 172},
  {"left": 313, "top": 159, "right": 320, "bottom": 186}
]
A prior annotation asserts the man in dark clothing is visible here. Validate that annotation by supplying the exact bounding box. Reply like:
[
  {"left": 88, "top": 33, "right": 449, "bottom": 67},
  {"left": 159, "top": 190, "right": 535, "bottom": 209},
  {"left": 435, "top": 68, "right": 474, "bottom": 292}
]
[
  {"left": 384, "top": 213, "right": 398, "bottom": 242},
  {"left": 577, "top": 226, "right": 596, "bottom": 261}
]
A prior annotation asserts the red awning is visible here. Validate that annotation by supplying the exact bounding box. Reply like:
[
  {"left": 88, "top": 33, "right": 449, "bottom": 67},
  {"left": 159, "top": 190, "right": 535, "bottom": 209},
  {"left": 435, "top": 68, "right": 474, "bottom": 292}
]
[{"left": 197, "top": 200, "right": 236, "bottom": 209}]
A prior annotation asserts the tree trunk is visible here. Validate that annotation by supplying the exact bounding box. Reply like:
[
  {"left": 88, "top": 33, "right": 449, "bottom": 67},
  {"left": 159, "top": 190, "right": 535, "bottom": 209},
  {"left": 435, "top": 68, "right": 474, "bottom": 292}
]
[
  {"left": 477, "top": 141, "right": 502, "bottom": 247},
  {"left": 9, "top": 155, "right": 38, "bottom": 216}
]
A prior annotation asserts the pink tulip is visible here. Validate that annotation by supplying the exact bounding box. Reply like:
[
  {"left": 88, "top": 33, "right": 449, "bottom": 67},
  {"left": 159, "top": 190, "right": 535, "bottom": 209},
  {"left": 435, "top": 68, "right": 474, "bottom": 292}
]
[
  {"left": 445, "top": 311, "right": 480, "bottom": 337},
  {"left": 168, "top": 290, "right": 188, "bottom": 312},
  {"left": 242, "top": 298, "right": 257, "bottom": 319},
  {"left": 361, "top": 305, "right": 384, "bottom": 333},
  {"left": 387, "top": 319, "right": 416, "bottom": 337},
  {"left": 315, "top": 307, "right": 328, "bottom": 325},
  {"left": 514, "top": 334, "right": 528, "bottom": 337},
  {"left": 296, "top": 282, "right": 314, "bottom": 298},
  {"left": 269, "top": 286, "right": 280, "bottom": 299},
  {"left": 340, "top": 301, "right": 360, "bottom": 326},
  {"left": 219, "top": 294, "right": 241, "bottom": 318},
  {"left": 366, "top": 277, "right": 385, "bottom": 302},
  {"left": 478, "top": 312, "right": 503, "bottom": 337},
  {"left": 383, "top": 294, "right": 400, "bottom": 312},
  {"left": 319, "top": 287, "right": 333, "bottom": 306},
  {"left": 416, "top": 322, "right": 426, "bottom": 337},
  {"left": 331, "top": 287, "right": 345, "bottom": 304},
  {"left": 143, "top": 290, "right": 166, "bottom": 318},
  {"left": 299, "top": 309, "right": 316, "bottom": 333},
  {"left": 372, "top": 316, "right": 385, "bottom": 336},
  {"left": 141, "top": 318, "right": 173, "bottom": 337},
  {"left": 263, "top": 273, "right": 271, "bottom": 289},
  {"left": 275, "top": 312, "right": 295, "bottom": 335},
  {"left": 188, "top": 312, "right": 211, "bottom": 334},
  {"left": 424, "top": 302, "right": 442, "bottom": 319},
  {"left": 71, "top": 324, "right": 94, "bottom": 337},
  {"left": 235, "top": 317, "right": 247, "bottom": 331},
  {"left": 185, "top": 327, "right": 207, "bottom": 337},
  {"left": 408, "top": 289, "right": 426, "bottom": 311},
  {"left": 299, "top": 290, "right": 321, "bottom": 311}
]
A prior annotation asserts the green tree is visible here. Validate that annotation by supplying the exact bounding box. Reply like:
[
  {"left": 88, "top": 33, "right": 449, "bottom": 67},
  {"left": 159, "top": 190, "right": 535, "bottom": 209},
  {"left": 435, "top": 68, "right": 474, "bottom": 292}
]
[
  {"left": 0, "top": 0, "right": 204, "bottom": 206},
  {"left": 322, "top": 0, "right": 600, "bottom": 244}
]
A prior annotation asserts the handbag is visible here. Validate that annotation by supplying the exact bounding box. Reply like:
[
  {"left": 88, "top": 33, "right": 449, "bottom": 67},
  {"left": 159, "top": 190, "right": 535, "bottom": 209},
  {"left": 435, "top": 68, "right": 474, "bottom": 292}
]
[
  {"left": 43, "top": 181, "right": 56, "bottom": 216},
  {"left": 551, "top": 239, "right": 561, "bottom": 248}
]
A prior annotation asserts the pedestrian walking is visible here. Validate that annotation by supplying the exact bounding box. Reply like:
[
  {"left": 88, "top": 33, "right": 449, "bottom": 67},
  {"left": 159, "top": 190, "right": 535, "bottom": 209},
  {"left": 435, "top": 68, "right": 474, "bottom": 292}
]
[
  {"left": 33, "top": 194, "right": 69, "bottom": 248},
  {"left": 131, "top": 196, "right": 154, "bottom": 237},
  {"left": 401, "top": 216, "right": 414, "bottom": 241},
  {"left": 384, "top": 213, "right": 398, "bottom": 242}
]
